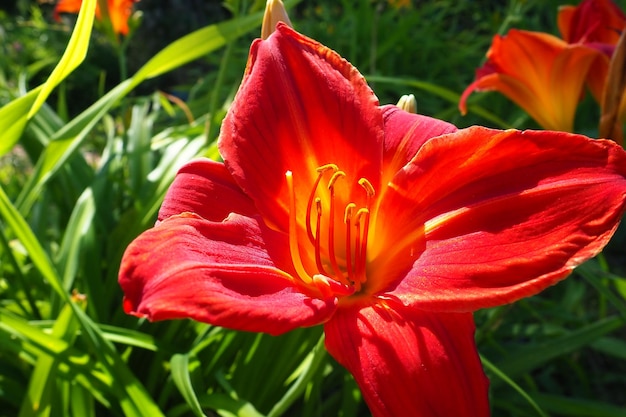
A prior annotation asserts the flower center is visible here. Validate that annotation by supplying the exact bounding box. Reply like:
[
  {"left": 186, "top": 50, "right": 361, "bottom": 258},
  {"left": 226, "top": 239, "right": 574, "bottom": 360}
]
[{"left": 285, "top": 164, "right": 375, "bottom": 296}]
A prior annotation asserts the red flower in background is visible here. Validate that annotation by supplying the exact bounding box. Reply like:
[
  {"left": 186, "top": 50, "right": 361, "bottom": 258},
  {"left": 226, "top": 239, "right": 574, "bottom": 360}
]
[
  {"left": 558, "top": 0, "right": 625, "bottom": 47},
  {"left": 558, "top": 0, "right": 626, "bottom": 103},
  {"left": 119, "top": 24, "right": 626, "bottom": 417},
  {"left": 54, "top": 0, "right": 137, "bottom": 35}
]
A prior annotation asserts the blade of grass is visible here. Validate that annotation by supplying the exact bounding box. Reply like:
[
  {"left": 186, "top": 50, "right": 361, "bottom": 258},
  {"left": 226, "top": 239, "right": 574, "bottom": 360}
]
[
  {"left": 493, "top": 315, "right": 624, "bottom": 382},
  {"left": 0, "top": 0, "right": 96, "bottom": 156},
  {"left": 27, "top": 0, "right": 96, "bottom": 118},
  {"left": 366, "top": 75, "right": 513, "bottom": 129},
  {"left": 18, "top": 303, "right": 81, "bottom": 417},
  {"left": 267, "top": 334, "right": 327, "bottom": 417},
  {"left": 171, "top": 353, "right": 207, "bottom": 417},
  {"left": 481, "top": 355, "right": 549, "bottom": 417},
  {"left": 532, "top": 393, "right": 626, "bottom": 417}
]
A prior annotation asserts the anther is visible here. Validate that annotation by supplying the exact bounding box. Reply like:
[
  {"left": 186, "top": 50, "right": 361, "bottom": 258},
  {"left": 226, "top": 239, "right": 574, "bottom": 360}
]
[
  {"left": 358, "top": 178, "right": 376, "bottom": 197},
  {"left": 328, "top": 171, "right": 346, "bottom": 189},
  {"left": 344, "top": 203, "right": 356, "bottom": 224},
  {"left": 317, "top": 163, "right": 338, "bottom": 173}
]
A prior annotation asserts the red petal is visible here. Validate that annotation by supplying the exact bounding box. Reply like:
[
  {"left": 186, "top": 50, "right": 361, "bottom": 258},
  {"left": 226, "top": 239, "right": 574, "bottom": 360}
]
[
  {"left": 119, "top": 213, "right": 337, "bottom": 335},
  {"left": 219, "top": 23, "right": 383, "bottom": 232},
  {"left": 324, "top": 301, "right": 489, "bottom": 417},
  {"left": 375, "top": 127, "right": 626, "bottom": 310},
  {"left": 558, "top": 0, "right": 625, "bottom": 45},
  {"left": 380, "top": 105, "right": 457, "bottom": 179},
  {"left": 158, "top": 158, "right": 257, "bottom": 222}
]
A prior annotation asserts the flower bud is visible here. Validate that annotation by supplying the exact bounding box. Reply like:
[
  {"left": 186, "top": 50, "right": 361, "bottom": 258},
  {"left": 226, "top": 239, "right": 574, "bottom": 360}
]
[
  {"left": 396, "top": 94, "right": 417, "bottom": 113},
  {"left": 261, "top": 0, "right": 292, "bottom": 40}
]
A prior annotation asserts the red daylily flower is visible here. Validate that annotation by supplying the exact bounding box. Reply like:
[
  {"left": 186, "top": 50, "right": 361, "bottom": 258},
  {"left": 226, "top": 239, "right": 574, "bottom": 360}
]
[
  {"left": 119, "top": 24, "right": 626, "bottom": 417},
  {"left": 558, "top": 0, "right": 625, "bottom": 47},
  {"left": 459, "top": 29, "right": 600, "bottom": 132},
  {"left": 54, "top": 0, "right": 137, "bottom": 35},
  {"left": 558, "top": 0, "right": 626, "bottom": 103}
]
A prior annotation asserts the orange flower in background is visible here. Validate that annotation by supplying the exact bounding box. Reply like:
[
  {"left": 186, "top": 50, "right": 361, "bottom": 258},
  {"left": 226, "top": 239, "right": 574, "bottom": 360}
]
[
  {"left": 459, "top": 29, "right": 599, "bottom": 132},
  {"left": 54, "top": 0, "right": 138, "bottom": 35},
  {"left": 462, "top": 0, "right": 626, "bottom": 131},
  {"left": 558, "top": 0, "right": 626, "bottom": 103}
]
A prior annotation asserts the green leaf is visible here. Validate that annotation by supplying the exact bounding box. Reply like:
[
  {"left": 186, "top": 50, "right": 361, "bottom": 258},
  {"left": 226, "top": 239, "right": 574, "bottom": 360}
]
[
  {"left": 494, "top": 316, "right": 624, "bottom": 381},
  {"left": 27, "top": 0, "right": 96, "bottom": 118},
  {"left": 171, "top": 353, "right": 207, "bottom": 417},
  {"left": 532, "top": 393, "right": 626, "bottom": 417},
  {"left": 198, "top": 394, "right": 264, "bottom": 417},
  {"left": 481, "top": 355, "right": 549, "bottom": 417},
  {"left": 0, "top": 89, "right": 40, "bottom": 156},
  {"left": 0, "top": 0, "right": 96, "bottom": 157},
  {"left": 132, "top": 12, "right": 262, "bottom": 84},
  {"left": 18, "top": 303, "right": 81, "bottom": 417}
]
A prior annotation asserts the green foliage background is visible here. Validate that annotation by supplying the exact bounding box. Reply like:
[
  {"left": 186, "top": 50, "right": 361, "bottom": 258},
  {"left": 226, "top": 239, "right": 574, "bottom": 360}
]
[{"left": 1, "top": 0, "right": 625, "bottom": 416}]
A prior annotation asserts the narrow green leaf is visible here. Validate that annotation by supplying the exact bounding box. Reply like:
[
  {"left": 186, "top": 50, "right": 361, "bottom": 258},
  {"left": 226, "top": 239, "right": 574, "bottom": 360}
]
[
  {"left": 267, "top": 335, "right": 327, "bottom": 417},
  {"left": 27, "top": 0, "right": 96, "bottom": 118},
  {"left": 198, "top": 393, "right": 264, "bottom": 417},
  {"left": 0, "top": 0, "right": 95, "bottom": 156},
  {"left": 591, "top": 337, "right": 626, "bottom": 361},
  {"left": 56, "top": 188, "right": 96, "bottom": 292},
  {"left": 0, "top": 185, "right": 67, "bottom": 301},
  {"left": 532, "top": 393, "right": 626, "bottom": 417},
  {"left": 0, "top": 89, "right": 40, "bottom": 156},
  {"left": 481, "top": 356, "right": 549, "bottom": 417},
  {"left": 132, "top": 12, "right": 262, "bottom": 83},
  {"left": 171, "top": 353, "right": 207, "bottom": 417},
  {"left": 18, "top": 304, "right": 80, "bottom": 417},
  {"left": 494, "top": 316, "right": 624, "bottom": 380}
]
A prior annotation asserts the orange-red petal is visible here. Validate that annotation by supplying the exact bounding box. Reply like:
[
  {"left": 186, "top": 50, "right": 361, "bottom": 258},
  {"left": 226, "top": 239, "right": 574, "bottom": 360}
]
[
  {"left": 107, "top": 0, "right": 135, "bottom": 35},
  {"left": 373, "top": 127, "right": 626, "bottom": 310},
  {"left": 53, "top": 0, "right": 83, "bottom": 19},
  {"left": 219, "top": 23, "right": 383, "bottom": 233},
  {"left": 53, "top": 0, "right": 135, "bottom": 35},
  {"left": 119, "top": 213, "right": 337, "bottom": 335},
  {"left": 324, "top": 301, "right": 489, "bottom": 417},
  {"left": 157, "top": 158, "right": 257, "bottom": 223},
  {"left": 380, "top": 105, "right": 456, "bottom": 178}
]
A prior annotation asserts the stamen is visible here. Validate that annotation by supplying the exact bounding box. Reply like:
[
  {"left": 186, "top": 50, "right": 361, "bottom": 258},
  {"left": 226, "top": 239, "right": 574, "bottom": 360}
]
[
  {"left": 327, "top": 171, "right": 348, "bottom": 284},
  {"left": 344, "top": 203, "right": 357, "bottom": 283},
  {"left": 285, "top": 171, "right": 313, "bottom": 284},
  {"left": 317, "top": 163, "right": 339, "bottom": 173},
  {"left": 313, "top": 198, "right": 328, "bottom": 275},
  {"left": 355, "top": 208, "right": 370, "bottom": 283},
  {"left": 358, "top": 178, "right": 376, "bottom": 197},
  {"left": 328, "top": 171, "right": 346, "bottom": 189},
  {"left": 306, "top": 173, "right": 325, "bottom": 243},
  {"left": 306, "top": 165, "right": 338, "bottom": 243}
]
